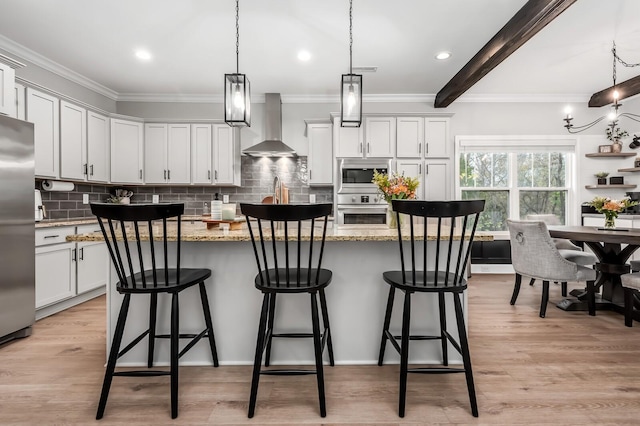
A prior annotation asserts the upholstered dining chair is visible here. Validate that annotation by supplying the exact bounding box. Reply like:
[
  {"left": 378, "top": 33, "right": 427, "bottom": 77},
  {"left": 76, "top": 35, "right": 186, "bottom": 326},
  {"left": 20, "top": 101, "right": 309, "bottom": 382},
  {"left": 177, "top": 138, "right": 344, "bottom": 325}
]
[
  {"left": 507, "top": 220, "right": 597, "bottom": 318},
  {"left": 621, "top": 272, "right": 640, "bottom": 327}
]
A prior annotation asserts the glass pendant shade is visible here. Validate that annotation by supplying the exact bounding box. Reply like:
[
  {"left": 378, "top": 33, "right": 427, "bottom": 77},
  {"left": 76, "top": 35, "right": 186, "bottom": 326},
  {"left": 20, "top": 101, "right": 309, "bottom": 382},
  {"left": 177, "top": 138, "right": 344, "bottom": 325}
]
[
  {"left": 224, "top": 73, "right": 251, "bottom": 127},
  {"left": 340, "top": 74, "right": 362, "bottom": 127}
]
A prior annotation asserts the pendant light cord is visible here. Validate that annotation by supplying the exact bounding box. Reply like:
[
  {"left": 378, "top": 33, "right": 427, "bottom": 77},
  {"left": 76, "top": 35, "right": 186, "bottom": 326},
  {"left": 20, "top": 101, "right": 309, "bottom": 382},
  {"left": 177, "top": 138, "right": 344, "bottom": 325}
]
[
  {"left": 612, "top": 41, "right": 640, "bottom": 87},
  {"left": 236, "top": 0, "right": 240, "bottom": 74},
  {"left": 349, "top": 0, "right": 353, "bottom": 74}
]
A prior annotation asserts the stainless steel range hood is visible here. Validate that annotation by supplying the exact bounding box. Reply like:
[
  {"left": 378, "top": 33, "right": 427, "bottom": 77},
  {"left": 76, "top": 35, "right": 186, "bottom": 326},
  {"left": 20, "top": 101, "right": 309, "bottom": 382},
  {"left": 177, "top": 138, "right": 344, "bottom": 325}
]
[{"left": 242, "top": 93, "right": 297, "bottom": 157}]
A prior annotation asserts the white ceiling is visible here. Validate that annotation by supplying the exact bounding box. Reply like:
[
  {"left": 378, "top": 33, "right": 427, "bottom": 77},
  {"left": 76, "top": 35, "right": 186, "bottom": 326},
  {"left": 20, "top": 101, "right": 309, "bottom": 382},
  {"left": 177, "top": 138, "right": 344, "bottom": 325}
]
[{"left": 0, "top": 0, "right": 639, "bottom": 102}]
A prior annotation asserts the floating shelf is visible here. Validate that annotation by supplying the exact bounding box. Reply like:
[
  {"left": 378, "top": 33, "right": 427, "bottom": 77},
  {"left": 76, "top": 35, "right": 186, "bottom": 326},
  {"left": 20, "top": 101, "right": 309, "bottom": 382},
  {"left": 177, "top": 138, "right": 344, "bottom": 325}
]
[
  {"left": 618, "top": 167, "right": 640, "bottom": 172},
  {"left": 585, "top": 184, "right": 637, "bottom": 189},
  {"left": 585, "top": 152, "right": 637, "bottom": 158}
]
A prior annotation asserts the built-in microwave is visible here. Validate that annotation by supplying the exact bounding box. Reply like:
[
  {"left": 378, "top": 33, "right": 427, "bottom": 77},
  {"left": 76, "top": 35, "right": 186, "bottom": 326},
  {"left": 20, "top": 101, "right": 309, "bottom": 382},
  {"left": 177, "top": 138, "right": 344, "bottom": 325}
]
[{"left": 338, "top": 159, "right": 391, "bottom": 194}]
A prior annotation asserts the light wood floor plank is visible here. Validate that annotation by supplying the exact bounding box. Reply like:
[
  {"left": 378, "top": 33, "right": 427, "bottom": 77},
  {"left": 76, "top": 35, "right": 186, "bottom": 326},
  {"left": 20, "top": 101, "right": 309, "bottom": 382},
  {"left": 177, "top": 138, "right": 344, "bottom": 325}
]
[{"left": 2, "top": 274, "right": 640, "bottom": 424}]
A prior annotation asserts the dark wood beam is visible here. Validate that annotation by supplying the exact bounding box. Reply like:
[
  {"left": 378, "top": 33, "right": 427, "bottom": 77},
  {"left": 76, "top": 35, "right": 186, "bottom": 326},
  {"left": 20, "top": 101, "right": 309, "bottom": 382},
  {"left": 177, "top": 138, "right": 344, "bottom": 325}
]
[
  {"left": 588, "top": 75, "right": 640, "bottom": 107},
  {"left": 434, "top": 0, "right": 577, "bottom": 108}
]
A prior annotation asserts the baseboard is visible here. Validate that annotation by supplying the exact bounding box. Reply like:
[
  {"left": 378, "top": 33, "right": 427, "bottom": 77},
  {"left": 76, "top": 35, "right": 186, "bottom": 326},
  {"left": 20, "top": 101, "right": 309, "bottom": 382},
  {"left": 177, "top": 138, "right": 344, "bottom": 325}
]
[{"left": 36, "top": 287, "right": 106, "bottom": 320}]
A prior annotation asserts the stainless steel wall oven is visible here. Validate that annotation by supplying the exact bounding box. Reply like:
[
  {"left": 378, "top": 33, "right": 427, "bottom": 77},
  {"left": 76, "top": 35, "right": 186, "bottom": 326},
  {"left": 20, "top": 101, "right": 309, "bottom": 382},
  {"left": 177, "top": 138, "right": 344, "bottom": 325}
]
[{"left": 335, "top": 159, "right": 391, "bottom": 226}]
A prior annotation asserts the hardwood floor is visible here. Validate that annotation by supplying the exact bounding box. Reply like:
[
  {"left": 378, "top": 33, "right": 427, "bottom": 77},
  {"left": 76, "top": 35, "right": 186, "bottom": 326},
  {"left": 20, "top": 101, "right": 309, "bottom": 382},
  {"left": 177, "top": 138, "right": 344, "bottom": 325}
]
[{"left": 2, "top": 274, "right": 640, "bottom": 425}]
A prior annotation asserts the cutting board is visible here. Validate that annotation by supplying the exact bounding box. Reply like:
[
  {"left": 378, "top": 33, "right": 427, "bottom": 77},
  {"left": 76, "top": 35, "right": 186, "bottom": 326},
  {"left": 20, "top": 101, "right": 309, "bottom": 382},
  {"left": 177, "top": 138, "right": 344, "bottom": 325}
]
[{"left": 202, "top": 217, "right": 243, "bottom": 230}]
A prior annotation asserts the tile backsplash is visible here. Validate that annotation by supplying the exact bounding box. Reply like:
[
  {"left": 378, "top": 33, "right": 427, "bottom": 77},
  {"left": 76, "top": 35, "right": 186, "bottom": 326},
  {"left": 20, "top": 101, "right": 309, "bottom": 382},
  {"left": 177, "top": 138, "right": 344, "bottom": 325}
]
[{"left": 37, "top": 156, "right": 333, "bottom": 220}]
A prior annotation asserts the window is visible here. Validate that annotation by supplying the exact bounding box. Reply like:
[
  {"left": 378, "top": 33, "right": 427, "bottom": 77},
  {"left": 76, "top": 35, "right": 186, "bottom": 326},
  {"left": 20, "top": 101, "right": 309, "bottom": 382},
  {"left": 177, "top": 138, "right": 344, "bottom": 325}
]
[{"left": 457, "top": 137, "right": 576, "bottom": 233}]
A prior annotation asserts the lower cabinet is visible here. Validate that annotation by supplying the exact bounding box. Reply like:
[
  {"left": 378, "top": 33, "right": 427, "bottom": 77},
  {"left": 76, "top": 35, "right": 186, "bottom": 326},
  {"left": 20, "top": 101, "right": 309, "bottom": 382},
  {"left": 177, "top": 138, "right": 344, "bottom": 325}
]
[{"left": 35, "top": 225, "right": 108, "bottom": 316}]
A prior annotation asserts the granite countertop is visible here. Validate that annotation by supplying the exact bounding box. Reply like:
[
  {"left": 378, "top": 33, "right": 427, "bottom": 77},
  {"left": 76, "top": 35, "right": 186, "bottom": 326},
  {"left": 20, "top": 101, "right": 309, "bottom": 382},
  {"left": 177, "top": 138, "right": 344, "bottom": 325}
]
[
  {"left": 36, "top": 218, "right": 98, "bottom": 228},
  {"left": 67, "top": 220, "right": 493, "bottom": 243}
]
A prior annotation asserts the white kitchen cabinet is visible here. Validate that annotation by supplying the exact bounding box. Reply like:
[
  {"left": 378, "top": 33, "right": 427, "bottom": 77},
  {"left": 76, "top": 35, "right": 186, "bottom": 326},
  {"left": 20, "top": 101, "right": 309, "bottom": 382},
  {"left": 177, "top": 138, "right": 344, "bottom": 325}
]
[
  {"left": 364, "top": 116, "right": 395, "bottom": 158},
  {"left": 396, "top": 159, "right": 451, "bottom": 201},
  {"left": 27, "top": 87, "right": 60, "bottom": 178},
  {"left": 60, "top": 100, "right": 87, "bottom": 180},
  {"left": 144, "top": 123, "right": 191, "bottom": 184},
  {"left": 76, "top": 241, "right": 108, "bottom": 294},
  {"left": 14, "top": 83, "right": 25, "bottom": 120},
  {"left": 213, "top": 123, "right": 239, "bottom": 185},
  {"left": 191, "top": 123, "right": 213, "bottom": 184},
  {"left": 396, "top": 117, "right": 450, "bottom": 159},
  {"left": 425, "top": 117, "right": 450, "bottom": 158},
  {"left": 334, "top": 118, "right": 364, "bottom": 158},
  {"left": 307, "top": 122, "right": 333, "bottom": 185},
  {"left": 35, "top": 242, "right": 76, "bottom": 309},
  {"left": 86, "top": 111, "right": 110, "bottom": 182},
  {"left": 0, "top": 61, "right": 15, "bottom": 116},
  {"left": 111, "top": 118, "right": 144, "bottom": 184}
]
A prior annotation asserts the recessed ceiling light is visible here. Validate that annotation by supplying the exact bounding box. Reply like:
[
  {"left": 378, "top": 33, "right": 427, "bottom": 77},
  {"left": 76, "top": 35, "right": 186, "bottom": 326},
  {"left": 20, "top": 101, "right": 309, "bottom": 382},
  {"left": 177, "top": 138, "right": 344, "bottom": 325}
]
[
  {"left": 135, "top": 49, "right": 152, "bottom": 61},
  {"left": 297, "top": 50, "right": 311, "bottom": 61},
  {"left": 435, "top": 51, "right": 451, "bottom": 60}
]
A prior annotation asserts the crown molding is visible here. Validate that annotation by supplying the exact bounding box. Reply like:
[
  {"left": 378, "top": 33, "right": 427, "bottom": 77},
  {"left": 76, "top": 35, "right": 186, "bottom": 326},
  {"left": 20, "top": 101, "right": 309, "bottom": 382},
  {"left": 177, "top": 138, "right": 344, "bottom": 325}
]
[
  {"left": 0, "top": 52, "right": 25, "bottom": 69},
  {"left": 0, "top": 34, "right": 118, "bottom": 100}
]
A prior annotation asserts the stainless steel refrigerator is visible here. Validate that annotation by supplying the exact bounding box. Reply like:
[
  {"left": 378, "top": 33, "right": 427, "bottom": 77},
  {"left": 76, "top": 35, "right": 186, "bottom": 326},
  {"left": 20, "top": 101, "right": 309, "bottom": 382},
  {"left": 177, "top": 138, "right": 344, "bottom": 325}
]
[{"left": 0, "top": 114, "right": 35, "bottom": 344}]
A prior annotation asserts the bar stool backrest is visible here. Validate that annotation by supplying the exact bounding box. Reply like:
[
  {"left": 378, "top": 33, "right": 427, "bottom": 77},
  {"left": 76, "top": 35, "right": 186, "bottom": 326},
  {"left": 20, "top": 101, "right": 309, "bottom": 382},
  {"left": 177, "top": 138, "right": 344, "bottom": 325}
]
[
  {"left": 240, "top": 203, "right": 333, "bottom": 288},
  {"left": 90, "top": 203, "right": 184, "bottom": 290},
  {"left": 391, "top": 199, "right": 485, "bottom": 287}
]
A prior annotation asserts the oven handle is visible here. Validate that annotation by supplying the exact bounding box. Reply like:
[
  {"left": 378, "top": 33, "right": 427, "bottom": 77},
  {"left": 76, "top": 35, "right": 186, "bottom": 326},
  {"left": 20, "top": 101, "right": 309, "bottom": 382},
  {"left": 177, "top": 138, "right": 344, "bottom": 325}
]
[{"left": 337, "top": 206, "right": 388, "bottom": 215}]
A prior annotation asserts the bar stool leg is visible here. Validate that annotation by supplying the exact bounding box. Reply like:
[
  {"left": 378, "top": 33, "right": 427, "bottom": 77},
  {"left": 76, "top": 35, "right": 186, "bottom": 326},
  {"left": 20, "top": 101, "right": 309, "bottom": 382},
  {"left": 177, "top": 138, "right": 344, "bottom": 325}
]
[
  {"left": 198, "top": 282, "right": 219, "bottom": 366},
  {"left": 438, "top": 292, "right": 448, "bottom": 366},
  {"left": 453, "top": 292, "right": 478, "bottom": 417},
  {"left": 170, "top": 292, "right": 179, "bottom": 419},
  {"left": 148, "top": 293, "right": 158, "bottom": 368},
  {"left": 264, "top": 293, "right": 277, "bottom": 367},
  {"left": 378, "top": 285, "right": 396, "bottom": 366},
  {"left": 96, "top": 294, "right": 131, "bottom": 420},
  {"left": 311, "top": 291, "right": 326, "bottom": 417},
  {"left": 398, "top": 290, "right": 411, "bottom": 418},
  {"left": 248, "top": 294, "right": 269, "bottom": 418},
  {"left": 510, "top": 273, "right": 522, "bottom": 305},
  {"left": 319, "top": 289, "right": 334, "bottom": 366}
]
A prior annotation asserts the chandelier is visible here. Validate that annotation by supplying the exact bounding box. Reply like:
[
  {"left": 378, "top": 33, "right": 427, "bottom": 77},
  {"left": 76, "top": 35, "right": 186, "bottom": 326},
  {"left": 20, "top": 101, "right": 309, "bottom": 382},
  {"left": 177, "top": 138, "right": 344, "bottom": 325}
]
[
  {"left": 340, "top": 0, "right": 362, "bottom": 127},
  {"left": 563, "top": 42, "right": 640, "bottom": 136},
  {"left": 224, "top": 0, "right": 251, "bottom": 127}
]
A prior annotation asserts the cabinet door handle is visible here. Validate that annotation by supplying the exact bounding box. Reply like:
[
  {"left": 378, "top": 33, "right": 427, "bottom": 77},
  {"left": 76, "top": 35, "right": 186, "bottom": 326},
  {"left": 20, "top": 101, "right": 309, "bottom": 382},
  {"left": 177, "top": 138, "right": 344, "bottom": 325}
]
[
  {"left": 83, "top": 163, "right": 88, "bottom": 175},
  {"left": 139, "top": 169, "right": 143, "bottom": 179},
  {"left": 418, "top": 143, "right": 421, "bottom": 154},
  {"left": 359, "top": 143, "right": 363, "bottom": 153},
  {"left": 167, "top": 170, "right": 171, "bottom": 180},
  {"left": 72, "top": 248, "right": 77, "bottom": 262},
  {"left": 164, "top": 170, "right": 167, "bottom": 180},
  {"left": 426, "top": 143, "right": 429, "bottom": 154},
  {"left": 208, "top": 170, "right": 211, "bottom": 180},
  {"left": 44, "top": 235, "right": 60, "bottom": 239},
  {"left": 367, "top": 142, "right": 370, "bottom": 153},
  {"left": 90, "top": 165, "right": 94, "bottom": 176},
  {"left": 426, "top": 164, "right": 429, "bottom": 175},
  {"left": 419, "top": 164, "right": 422, "bottom": 175},
  {"left": 215, "top": 170, "right": 218, "bottom": 180},
  {"left": 79, "top": 247, "right": 84, "bottom": 261}
]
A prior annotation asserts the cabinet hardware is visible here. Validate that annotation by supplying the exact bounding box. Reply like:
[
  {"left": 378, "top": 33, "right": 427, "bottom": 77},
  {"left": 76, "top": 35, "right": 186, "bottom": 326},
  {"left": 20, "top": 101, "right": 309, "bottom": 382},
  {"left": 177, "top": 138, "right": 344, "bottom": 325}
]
[
  {"left": 359, "top": 143, "right": 363, "bottom": 153},
  {"left": 309, "top": 170, "right": 312, "bottom": 179},
  {"left": 164, "top": 170, "right": 167, "bottom": 180},
  {"left": 83, "top": 163, "right": 88, "bottom": 175},
  {"left": 44, "top": 235, "right": 59, "bottom": 239},
  {"left": 215, "top": 170, "right": 218, "bottom": 180},
  {"left": 419, "top": 164, "right": 422, "bottom": 175},
  {"left": 426, "top": 164, "right": 429, "bottom": 174},
  {"left": 208, "top": 170, "right": 211, "bottom": 180},
  {"left": 72, "top": 248, "right": 77, "bottom": 262},
  {"left": 418, "top": 143, "right": 421, "bottom": 154},
  {"left": 367, "top": 143, "right": 370, "bottom": 153},
  {"left": 79, "top": 247, "right": 84, "bottom": 260},
  {"left": 167, "top": 170, "right": 171, "bottom": 180},
  {"left": 139, "top": 170, "right": 142, "bottom": 179},
  {"left": 426, "top": 143, "right": 429, "bottom": 154},
  {"left": 90, "top": 165, "right": 94, "bottom": 176}
]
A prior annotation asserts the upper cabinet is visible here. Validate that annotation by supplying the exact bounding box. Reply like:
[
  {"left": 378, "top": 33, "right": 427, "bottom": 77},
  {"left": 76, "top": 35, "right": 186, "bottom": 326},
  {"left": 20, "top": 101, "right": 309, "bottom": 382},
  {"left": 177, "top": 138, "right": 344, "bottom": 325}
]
[
  {"left": 396, "top": 117, "right": 450, "bottom": 159},
  {"left": 27, "top": 88, "right": 60, "bottom": 178},
  {"left": 111, "top": 118, "right": 143, "bottom": 184},
  {"left": 0, "top": 59, "right": 18, "bottom": 116},
  {"left": 334, "top": 119, "right": 364, "bottom": 158},
  {"left": 307, "top": 122, "right": 333, "bottom": 185},
  {"left": 60, "top": 100, "right": 87, "bottom": 181},
  {"left": 191, "top": 124, "right": 213, "bottom": 184},
  {"left": 86, "top": 111, "right": 110, "bottom": 182},
  {"left": 145, "top": 122, "right": 193, "bottom": 184},
  {"left": 212, "top": 124, "right": 240, "bottom": 185},
  {"left": 364, "top": 116, "right": 395, "bottom": 158}
]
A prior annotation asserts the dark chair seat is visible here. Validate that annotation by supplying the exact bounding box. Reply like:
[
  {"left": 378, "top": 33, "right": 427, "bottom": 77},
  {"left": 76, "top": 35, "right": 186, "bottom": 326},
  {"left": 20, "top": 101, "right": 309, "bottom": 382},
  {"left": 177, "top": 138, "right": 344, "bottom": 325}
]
[
  {"left": 255, "top": 268, "right": 332, "bottom": 293},
  {"left": 117, "top": 268, "right": 212, "bottom": 294},
  {"left": 383, "top": 270, "right": 467, "bottom": 293}
]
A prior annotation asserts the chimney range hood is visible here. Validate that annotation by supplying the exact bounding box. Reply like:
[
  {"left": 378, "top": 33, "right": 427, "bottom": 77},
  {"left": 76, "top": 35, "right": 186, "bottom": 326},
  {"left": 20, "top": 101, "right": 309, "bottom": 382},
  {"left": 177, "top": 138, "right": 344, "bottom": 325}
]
[{"left": 242, "top": 93, "right": 297, "bottom": 157}]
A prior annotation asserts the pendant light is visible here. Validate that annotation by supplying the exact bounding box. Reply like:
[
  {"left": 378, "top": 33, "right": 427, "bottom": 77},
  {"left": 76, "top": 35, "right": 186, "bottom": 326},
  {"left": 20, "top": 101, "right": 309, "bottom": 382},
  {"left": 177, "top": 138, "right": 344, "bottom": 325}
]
[
  {"left": 340, "top": 0, "right": 362, "bottom": 127},
  {"left": 225, "top": 0, "right": 251, "bottom": 127}
]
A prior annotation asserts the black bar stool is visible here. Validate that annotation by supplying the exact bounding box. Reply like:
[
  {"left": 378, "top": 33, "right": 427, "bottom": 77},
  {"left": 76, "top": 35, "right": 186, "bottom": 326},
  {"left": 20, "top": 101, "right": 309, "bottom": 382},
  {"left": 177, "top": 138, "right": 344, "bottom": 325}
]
[
  {"left": 240, "top": 203, "right": 334, "bottom": 418},
  {"left": 91, "top": 203, "right": 219, "bottom": 419},
  {"left": 377, "top": 199, "right": 485, "bottom": 418}
]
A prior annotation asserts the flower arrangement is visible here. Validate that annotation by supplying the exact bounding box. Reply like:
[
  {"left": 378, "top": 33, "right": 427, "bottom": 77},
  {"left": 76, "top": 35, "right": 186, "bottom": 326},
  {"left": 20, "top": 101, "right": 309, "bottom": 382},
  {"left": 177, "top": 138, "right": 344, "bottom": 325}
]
[
  {"left": 606, "top": 125, "right": 629, "bottom": 142},
  {"left": 588, "top": 196, "right": 639, "bottom": 228},
  {"left": 372, "top": 170, "right": 420, "bottom": 203}
]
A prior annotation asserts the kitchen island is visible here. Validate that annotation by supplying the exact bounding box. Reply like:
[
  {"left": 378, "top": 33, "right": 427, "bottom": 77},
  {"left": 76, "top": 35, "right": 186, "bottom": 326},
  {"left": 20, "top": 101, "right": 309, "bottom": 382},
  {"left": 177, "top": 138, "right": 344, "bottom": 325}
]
[{"left": 68, "top": 221, "right": 491, "bottom": 367}]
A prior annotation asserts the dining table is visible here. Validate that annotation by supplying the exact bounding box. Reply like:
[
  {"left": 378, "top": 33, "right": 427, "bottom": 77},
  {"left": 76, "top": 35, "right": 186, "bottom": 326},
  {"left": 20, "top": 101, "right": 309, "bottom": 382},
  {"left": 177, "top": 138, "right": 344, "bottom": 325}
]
[{"left": 548, "top": 225, "right": 640, "bottom": 318}]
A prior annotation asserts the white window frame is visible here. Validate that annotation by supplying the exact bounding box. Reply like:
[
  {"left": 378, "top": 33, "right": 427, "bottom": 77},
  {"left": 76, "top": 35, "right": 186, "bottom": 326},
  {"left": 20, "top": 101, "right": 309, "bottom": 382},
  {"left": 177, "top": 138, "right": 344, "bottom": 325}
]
[{"left": 455, "top": 135, "right": 579, "bottom": 238}]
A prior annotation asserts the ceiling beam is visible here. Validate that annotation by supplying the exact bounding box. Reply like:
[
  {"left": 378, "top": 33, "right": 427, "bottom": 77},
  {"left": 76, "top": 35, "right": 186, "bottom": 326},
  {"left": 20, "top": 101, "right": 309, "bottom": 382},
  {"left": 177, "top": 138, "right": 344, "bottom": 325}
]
[
  {"left": 588, "top": 75, "right": 640, "bottom": 107},
  {"left": 434, "top": 0, "right": 577, "bottom": 108}
]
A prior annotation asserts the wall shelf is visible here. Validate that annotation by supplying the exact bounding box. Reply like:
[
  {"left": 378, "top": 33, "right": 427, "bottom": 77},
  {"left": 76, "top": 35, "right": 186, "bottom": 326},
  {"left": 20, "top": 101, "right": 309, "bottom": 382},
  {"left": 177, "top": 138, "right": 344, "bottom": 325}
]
[
  {"left": 618, "top": 167, "right": 640, "bottom": 172},
  {"left": 585, "top": 184, "right": 637, "bottom": 189},
  {"left": 585, "top": 152, "right": 637, "bottom": 158}
]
